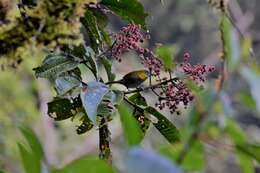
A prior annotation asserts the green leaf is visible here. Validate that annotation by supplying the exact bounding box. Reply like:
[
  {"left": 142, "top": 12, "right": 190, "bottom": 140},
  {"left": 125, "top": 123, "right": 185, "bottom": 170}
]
[
  {"left": 236, "top": 149, "right": 254, "bottom": 173},
  {"left": 220, "top": 14, "right": 240, "bottom": 71},
  {"left": 80, "top": 81, "right": 109, "bottom": 124},
  {"left": 76, "top": 116, "right": 94, "bottom": 135},
  {"left": 89, "top": 8, "right": 109, "bottom": 28},
  {"left": 155, "top": 45, "right": 177, "bottom": 71},
  {"left": 48, "top": 98, "right": 74, "bottom": 121},
  {"left": 241, "top": 67, "right": 260, "bottom": 112},
  {"left": 236, "top": 144, "right": 260, "bottom": 163},
  {"left": 128, "top": 93, "right": 147, "bottom": 107},
  {"left": 133, "top": 109, "right": 150, "bottom": 136},
  {"left": 84, "top": 46, "right": 99, "bottom": 79},
  {"left": 52, "top": 157, "right": 115, "bottom": 173},
  {"left": 160, "top": 141, "right": 205, "bottom": 171},
  {"left": 81, "top": 10, "right": 102, "bottom": 53},
  {"left": 18, "top": 127, "right": 43, "bottom": 173},
  {"left": 18, "top": 143, "right": 41, "bottom": 173},
  {"left": 101, "top": 0, "right": 148, "bottom": 27},
  {"left": 145, "top": 107, "right": 180, "bottom": 144},
  {"left": 224, "top": 118, "right": 246, "bottom": 144},
  {"left": 20, "top": 127, "right": 43, "bottom": 160},
  {"left": 33, "top": 53, "right": 80, "bottom": 79},
  {"left": 128, "top": 93, "right": 150, "bottom": 135},
  {"left": 237, "top": 92, "right": 257, "bottom": 110},
  {"left": 100, "top": 56, "right": 116, "bottom": 82},
  {"left": 54, "top": 75, "right": 80, "bottom": 96},
  {"left": 117, "top": 102, "right": 143, "bottom": 146}
]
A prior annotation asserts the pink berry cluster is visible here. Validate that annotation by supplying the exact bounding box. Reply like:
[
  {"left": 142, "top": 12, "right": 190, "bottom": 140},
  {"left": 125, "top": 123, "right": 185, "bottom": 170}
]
[
  {"left": 155, "top": 79, "right": 194, "bottom": 114},
  {"left": 180, "top": 53, "right": 215, "bottom": 83},
  {"left": 155, "top": 53, "right": 214, "bottom": 114},
  {"left": 111, "top": 23, "right": 162, "bottom": 75}
]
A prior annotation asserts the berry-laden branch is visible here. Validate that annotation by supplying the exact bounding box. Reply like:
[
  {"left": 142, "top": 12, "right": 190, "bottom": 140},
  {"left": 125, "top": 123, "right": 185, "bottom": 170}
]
[{"left": 109, "top": 24, "right": 215, "bottom": 115}]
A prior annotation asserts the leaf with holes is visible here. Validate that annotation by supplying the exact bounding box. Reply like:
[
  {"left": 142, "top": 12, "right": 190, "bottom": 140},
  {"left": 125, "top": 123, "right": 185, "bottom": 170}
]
[
  {"left": 47, "top": 96, "right": 81, "bottom": 121},
  {"left": 145, "top": 107, "right": 180, "bottom": 144},
  {"left": 129, "top": 93, "right": 147, "bottom": 107},
  {"left": 33, "top": 53, "right": 80, "bottom": 80},
  {"left": 80, "top": 81, "right": 109, "bottom": 124}
]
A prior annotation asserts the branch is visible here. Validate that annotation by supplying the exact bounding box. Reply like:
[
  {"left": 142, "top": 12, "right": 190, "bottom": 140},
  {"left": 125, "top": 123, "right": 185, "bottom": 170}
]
[{"left": 124, "top": 77, "right": 179, "bottom": 95}]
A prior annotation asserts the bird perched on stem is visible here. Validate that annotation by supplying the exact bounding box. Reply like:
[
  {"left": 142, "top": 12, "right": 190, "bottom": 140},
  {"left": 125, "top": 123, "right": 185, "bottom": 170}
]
[{"left": 106, "top": 70, "right": 149, "bottom": 88}]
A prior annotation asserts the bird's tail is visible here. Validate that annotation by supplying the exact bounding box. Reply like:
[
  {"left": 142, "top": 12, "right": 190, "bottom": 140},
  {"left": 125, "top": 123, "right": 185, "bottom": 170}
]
[{"left": 105, "top": 80, "right": 122, "bottom": 85}]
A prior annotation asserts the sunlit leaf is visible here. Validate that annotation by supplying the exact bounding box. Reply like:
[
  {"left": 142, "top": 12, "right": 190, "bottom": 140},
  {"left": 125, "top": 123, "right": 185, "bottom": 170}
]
[
  {"left": 101, "top": 0, "right": 148, "bottom": 27},
  {"left": 126, "top": 147, "right": 183, "bottom": 173},
  {"left": 117, "top": 102, "right": 143, "bottom": 146},
  {"left": 33, "top": 53, "right": 80, "bottom": 80},
  {"left": 52, "top": 157, "right": 115, "bottom": 173},
  {"left": 155, "top": 45, "right": 177, "bottom": 71},
  {"left": 145, "top": 107, "right": 180, "bottom": 144},
  {"left": 80, "top": 81, "right": 109, "bottom": 124},
  {"left": 160, "top": 141, "right": 205, "bottom": 171}
]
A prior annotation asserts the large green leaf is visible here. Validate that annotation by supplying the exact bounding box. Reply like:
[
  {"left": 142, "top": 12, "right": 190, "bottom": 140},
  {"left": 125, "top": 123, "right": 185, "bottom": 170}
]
[
  {"left": 80, "top": 81, "right": 109, "bottom": 124},
  {"left": 52, "top": 157, "right": 115, "bottom": 173},
  {"left": 33, "top": 53, "right": 80, "bottom": 79},
  {"left": 128, "top": 93, "right": 150, "bottom": 136},
  {"left": 20, "top": 127, "right": 44, "bottom": 161},
  {"left": 126, "top": 147, "right": 182, "bottom": 173},
  {"left": 236, "top": 149, "right": 254, "bottom": 173},
  {"left": 18, "top": 143, "right": 41, "bottom": 173},
  {"left": 145, "top": 107, "right": 180, "bottom": 144},
  {"left": 155, "top": 45, "right": 177, "bottom": 71},
  {"left": 18, "top": 127, "right": 44, "bottom": 173},
  {"left": 117, "top": 102, "right": 143, "bottom": 146},
  {"left": 160, "top": 141, "right": 205, "bottom": 171},
  {"left": 101, "top": 0, "right": 148, "bottom": 27}
]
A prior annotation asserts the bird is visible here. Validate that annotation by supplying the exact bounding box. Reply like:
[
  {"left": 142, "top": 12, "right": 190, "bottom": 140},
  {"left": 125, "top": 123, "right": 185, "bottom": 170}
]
[{"left": 106, "top": 70, "right": 149, "bottom": 88}]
